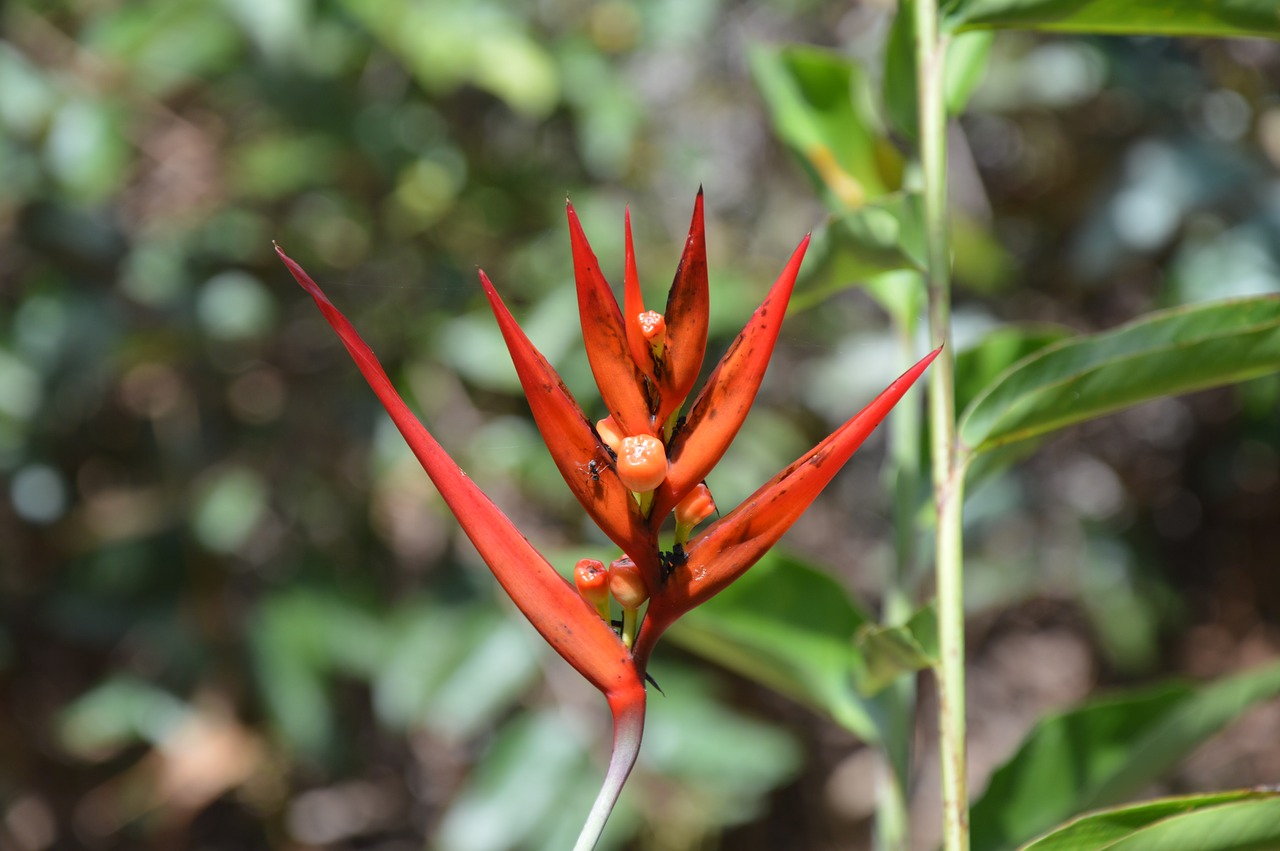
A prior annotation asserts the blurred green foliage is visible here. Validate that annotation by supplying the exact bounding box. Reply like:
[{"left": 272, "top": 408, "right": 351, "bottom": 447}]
[{"left": 2, "top": 1, "right": 1279, "bottom": 850}]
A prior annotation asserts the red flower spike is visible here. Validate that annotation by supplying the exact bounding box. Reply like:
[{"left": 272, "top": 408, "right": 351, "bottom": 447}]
[
  {"left": 478, "top": 270, "right": 653, "bottom": 559},
  {"left": 654, "top": 189, "right": 709, "bottom": 424},
  {"left": 622, "top": 207, "right": 656, "bottom": 379},
  {"left": 277, "top": 245, "right": 644, "bottom": 704},
  {"left": 567, "top": 201, "right": 655, "bottom": 436},
  {"left": 634, "top": 346, "right": 942, "bottom": 664},
  {"left": 649, "top": 235, "right": 810, "bottom": 523}
]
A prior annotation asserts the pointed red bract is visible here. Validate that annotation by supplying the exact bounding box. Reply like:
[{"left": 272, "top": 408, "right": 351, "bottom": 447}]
[
  {"left": 567, "top": 202, "right": 654, "bottom": 437},
  {"left": 478, "top": 270, "right": 654, "bottom": 559},
  {"left": 621, "top": 208, "right": 656, "bottom": 380},
  {"left": 277, "top": 245, "right": 642, "bottom": 699},
  {"left": 635, "top": 346, "right": 942, "bottom": 662},
  {"left": 650, "top": 235, "right": 810, "bottom": 523},
  {"left": 655, "top": 190, "right": 708, "bottom": 423}
]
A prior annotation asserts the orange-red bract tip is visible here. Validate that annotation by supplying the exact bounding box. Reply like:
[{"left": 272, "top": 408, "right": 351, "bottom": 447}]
[
  {"left": 639, "top": 345, "right": 940, "bottom": 653},
  {"left": 568, "top": 203, "right": 655, "bottom": 438},
  {"left": 655, "top": 191, "right": 709, "bottom": 423},
  {"left": 652, "top": 233, "right": 810, "bottom": 521},
  {"left": 476, "top": 268, "right": 652, "bottom": 559},
  {"left": 623, "top": 206, "right": 655, "bottom": 378}
]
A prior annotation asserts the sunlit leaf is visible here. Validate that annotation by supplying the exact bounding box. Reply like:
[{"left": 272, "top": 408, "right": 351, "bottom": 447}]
[
  {"left": 959, "top": 296, "right": 1280, "bottom": 456},
  {"left": 971, "top": 661, "right": 1280, "bottom": 851},
  {"left": 1019, "top": 791, "right": 1280, "bottom": 851},
  {"left": 943, "top": 0, "right": 1280, "bottom": 39},
  {"left": 436, "top": 710, "right": 593, "bottom": 851},
  {"left": 668, "top": 553, "right": 878, "bottom": 741},
  {"left": 749, "top": 43, "right": 902, "bottom": 211},
  {"left": 792, "top": 197, "right": 926, "bottom": 324},
  {"left": 956, "top": 324, "right": 1073, "bottom": 418}
]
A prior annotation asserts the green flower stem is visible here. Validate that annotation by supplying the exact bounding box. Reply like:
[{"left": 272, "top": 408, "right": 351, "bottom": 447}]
[
  {"left": 573, "top": 692, "right": 646, "bottom": 851},
  {"left": 621, "top": 607, "right": 639, "bottom": 651},
  {"left": 914, "top": 1, "right": 970, "bottom": 849}
]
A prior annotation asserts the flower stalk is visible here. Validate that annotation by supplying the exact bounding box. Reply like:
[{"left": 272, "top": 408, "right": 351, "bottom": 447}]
[{"left": 914, "top": 0, "right": 969, "bottom": 847}]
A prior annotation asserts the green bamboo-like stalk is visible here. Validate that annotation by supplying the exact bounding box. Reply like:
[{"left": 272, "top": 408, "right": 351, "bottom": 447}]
[
  {"left": 913, "top": 1, "right": 970, "bottom": 850},
  {"left": 875, "top": 313, "right": 924, "bottom": 851}
]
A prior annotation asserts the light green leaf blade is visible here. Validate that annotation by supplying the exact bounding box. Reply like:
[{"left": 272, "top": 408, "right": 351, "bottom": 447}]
[
  {"left": 1020, "top": 792, "right": 1280, "bottom": 851},
  {"left": 971, "top": 661, "right": 1280, "bottom": 851},
  {"left": 749, "top": 43, "right": 903, "bottom": 211},
  {"left": 946, "top": 323, "right": 1071, "bottom": 490},
  {"left": 791, "top": 196, "right": 926, "bottom": 325},
  {"left": 855, "top": 603, "right": 939, "bottom": 695},
  {"left": 667, "top": 552, "right": 878, "bottom": 741},
  {"left": 955, "top": 324, "right": 1073, "bottom": 430},
  {"left": 959, "top": 296, "right": 1280, "bottom": 456},
  {"left": 943, "top": 0, "right": 1280, "bottom": 40}
]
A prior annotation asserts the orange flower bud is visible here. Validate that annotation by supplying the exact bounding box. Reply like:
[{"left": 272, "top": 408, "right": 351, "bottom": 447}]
[
  {"left": 596, "top": 415, "right": 625, "bottom": 454},
  {"left": 616, "top": 434, "right": 667, "bottom": 493},
  {"left": 608, "top": 557, "right": 649, "bottom": 610},
  {"left": 638, "top": 310, "right": 666, "bottom": 356},
  {"left": 574, "top": 558, "right": 610, "bottom": 620},
  {"left": 674, "top": 482, "right": 716, "bottom": 544}
]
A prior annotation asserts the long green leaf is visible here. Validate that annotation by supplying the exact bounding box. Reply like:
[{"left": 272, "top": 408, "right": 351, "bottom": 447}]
[
  {"left": 943, "top": 0, "right": 1280, "bottom": 40},
  {"left": 943, "top": 324, "right": 1071, "bottom": 490},
  {"left": 959, "top": 296, "right": 1280, "bottom": 456},
  {"left": 667, "top": 552, "right": 878, "bottom": 741},
  {"left": 1020, "top": 792, "right": 1280, "bottom": 851},
  {"left": 971, "top": 661, "right": 1280, "bottom": 851}
]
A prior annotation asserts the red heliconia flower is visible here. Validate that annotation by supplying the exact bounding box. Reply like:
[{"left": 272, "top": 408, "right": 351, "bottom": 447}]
[{"left": 278, "top": 191, "right": 937, "bottom": 850}]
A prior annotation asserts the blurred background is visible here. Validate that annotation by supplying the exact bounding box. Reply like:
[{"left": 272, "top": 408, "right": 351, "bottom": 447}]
[{"left": 1, "top": 1, "right": 1279, "bottom": 849}]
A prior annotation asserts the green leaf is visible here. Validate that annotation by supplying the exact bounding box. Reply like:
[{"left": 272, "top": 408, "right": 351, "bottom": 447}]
[
  {"left": 435, "top": 709, "right": 594, "bottom": 851},
  {"left": 884, "top": 1, "right": 993, "bottom": 140},
  {"left": 855, "top": 602, "right": 939, "bottom": 695},
  {"left": 58, "top": 676, "right": 190, "bottom": 756},
  {"left": 749, "top": 43, "right": 902, "bottom": 211},
  {"left": 956, "top": 324, "right": 1073, "bottom": 424},
  {"left": 959, "top": 296, "right": 1280, "bottom": 456},
  {"left": 971, "top": 661, "right": 1280, "bottom": 851},
  {"left": 943, "top": 0, "right": 1280, "bottom": 40},
  {"left": 1020, "top": 791, "right": 1280, "bottom": 851},
  {"left": 924, "top": 324, "right": 1069, "bottom": 495},
  {"left": 668, "top": 552, "right": 878, "bottom": 741},
  {"left": 792, "top": 195, "right": 926, "bottom": 324}
]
